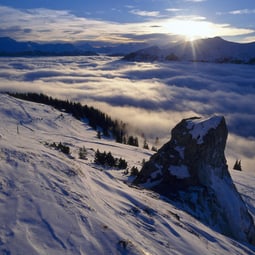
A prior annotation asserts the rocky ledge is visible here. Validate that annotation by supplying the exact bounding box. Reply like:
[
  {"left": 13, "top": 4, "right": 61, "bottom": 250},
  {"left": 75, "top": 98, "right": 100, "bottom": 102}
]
[{"left": 134, "top": 116, "right": 255, "bottom": 245}]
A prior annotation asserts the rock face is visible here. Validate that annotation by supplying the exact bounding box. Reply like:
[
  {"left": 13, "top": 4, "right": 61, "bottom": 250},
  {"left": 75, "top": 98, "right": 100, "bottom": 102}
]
[{"left": 134, "top": 116, "right": 255, "bottom": 244}]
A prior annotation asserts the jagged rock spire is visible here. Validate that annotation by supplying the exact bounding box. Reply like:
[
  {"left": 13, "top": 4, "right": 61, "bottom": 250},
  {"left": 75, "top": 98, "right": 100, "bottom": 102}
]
[{"left": 134, "top": 116, "right": 255, "bottom": 245}]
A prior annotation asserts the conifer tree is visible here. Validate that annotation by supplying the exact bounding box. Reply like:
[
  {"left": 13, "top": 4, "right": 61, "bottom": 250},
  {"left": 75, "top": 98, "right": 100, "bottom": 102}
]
[
  {"left": 233, "top": 159, "right": 242, "bottom": 171},
  {"left": 143, "top": 139, "right": 149, "bottom": 150}
]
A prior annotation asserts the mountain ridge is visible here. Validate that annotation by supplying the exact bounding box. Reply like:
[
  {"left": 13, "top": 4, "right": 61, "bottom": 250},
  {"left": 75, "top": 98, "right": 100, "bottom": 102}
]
[
  {"left": 123, "top": 36, "right": 255, "bottom": 64},
  {"left": 0, "top": 37, "right": 148, "bottom": 56},
  {"left": 2, "top": 36, "right": 255, "bottom": 61}
]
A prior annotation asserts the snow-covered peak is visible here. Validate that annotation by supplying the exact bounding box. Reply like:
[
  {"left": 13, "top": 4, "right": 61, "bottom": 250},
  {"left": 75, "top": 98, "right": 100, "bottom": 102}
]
[{"left": 186, "top": 116, "right": 224, "bottom": 144}]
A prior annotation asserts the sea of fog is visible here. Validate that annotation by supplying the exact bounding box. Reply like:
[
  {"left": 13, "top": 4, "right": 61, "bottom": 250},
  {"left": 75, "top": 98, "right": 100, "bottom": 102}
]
[{"left": 0, "top": 56, "right": 254, "bottom": 171}]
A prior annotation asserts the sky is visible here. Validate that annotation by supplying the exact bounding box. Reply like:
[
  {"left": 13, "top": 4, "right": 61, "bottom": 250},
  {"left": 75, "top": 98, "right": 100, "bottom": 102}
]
[{"left": 0, "top": 0, "right": 254, "bottom": 43}]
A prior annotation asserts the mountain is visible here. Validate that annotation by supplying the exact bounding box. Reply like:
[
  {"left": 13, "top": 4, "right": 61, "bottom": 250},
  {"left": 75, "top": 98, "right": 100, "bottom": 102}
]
[
  {"left": 0, "top": 37, "right": 32, "bottom": 53},
  {"left": 0, "top": 37, "right": 98, "bottom": 56},
  {"left": 123, "top": 37, "right": 255, "bottom": 64},
  {"left": 0, "top": 37, "right": 148, "bottom": 56},
  {"left": 134, "top": 116, "right": 255, "bottom": 245},
  {"left": 2, "top": 36, "right": 255, "bottom": 60},
  {"left": 0, "top": 93, "right": 254, "bottom": 254}
]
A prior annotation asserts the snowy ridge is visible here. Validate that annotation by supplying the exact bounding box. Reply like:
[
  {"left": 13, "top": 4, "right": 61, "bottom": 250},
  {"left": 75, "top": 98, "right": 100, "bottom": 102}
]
[
  {"left": 0, "top": 94, "right": 254, "bottom": 254},
  {"left": 186, "top": 116, "right": 223, "bottom": 144}
]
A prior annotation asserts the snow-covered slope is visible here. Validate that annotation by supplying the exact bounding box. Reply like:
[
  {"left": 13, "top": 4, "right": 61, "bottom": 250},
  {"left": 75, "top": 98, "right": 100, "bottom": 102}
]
[{"left": 0, "top": 94, "right": 254, "bottom": 255}]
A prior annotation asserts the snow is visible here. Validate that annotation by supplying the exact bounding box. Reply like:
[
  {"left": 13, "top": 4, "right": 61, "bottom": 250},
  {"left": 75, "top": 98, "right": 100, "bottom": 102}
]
[
  {"left": 186, "top": 116, "right": 223, "bottom": 144},
  {"left": 209, "top": 165, "right": 254, "bottom": 243},
  {"left": 0, "top": 94, "right": 254, "bottom": 254},
  {"left": 231, "top": 170, "right": 255, "bottom": 223}
]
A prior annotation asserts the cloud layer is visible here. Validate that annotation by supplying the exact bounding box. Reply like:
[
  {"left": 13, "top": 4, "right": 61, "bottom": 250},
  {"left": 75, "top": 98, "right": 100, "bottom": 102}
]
[
  {"left": 0, "top": 5, "right": 253, "bottom": 43},
  {"left": 0, "top": 56, "right": 254, "bottom": 171}
]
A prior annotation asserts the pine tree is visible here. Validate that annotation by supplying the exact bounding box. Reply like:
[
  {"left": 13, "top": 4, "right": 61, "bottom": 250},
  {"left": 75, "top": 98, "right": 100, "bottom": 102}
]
[
  {"left": 151, "top": 146, "right": 158, "bottom": 152},
  {"left": 95, "top": 149, "right": 106, "bottom": 165},
  {"left": 233, "top": 159, "right": 242, "bottom": 171},
  {"left": 130, "top": 166, "right": 139, "bottom": 176},
  {"left": 97, "top": 131, "right": 101, "bottom": 139},
  {"left": 79, "top": 146, "right": 87, "bottom": 159},
  {"left": 143, "top": 139, "right": 149, "bottom": 150},
  {"left": 106, "top": 152, "right": 115, "bottom": 167},
  {"left": 154, "top": 136, "right": 159, "bottom": 146},
  {"left": 134, "top": 137, "right": 139, "bottom": 147},
  {"left": 117, "top": 158, "right": 128, "bottom": 169},
  {"left": 94, "top": 149, "right": 101, "bottom": 164}
]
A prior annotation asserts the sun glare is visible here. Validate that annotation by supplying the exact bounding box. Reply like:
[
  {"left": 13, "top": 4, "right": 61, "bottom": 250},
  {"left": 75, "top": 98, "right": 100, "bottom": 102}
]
[{"left": 164, "top": 19, "right": 215, "bottom": 41}]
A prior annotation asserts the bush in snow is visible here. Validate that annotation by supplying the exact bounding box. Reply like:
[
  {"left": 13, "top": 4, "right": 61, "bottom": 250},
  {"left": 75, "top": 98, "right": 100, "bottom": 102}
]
[
  {"left": 47, "top": 142, "right": 70, "bottom": 155},
  {"left": 79, "top": 146, "right": 88, "bottom": 160},
  {"left": 130, "top": 166, "right": 139, "bottom": 176},
  {"left": 94, "top": 149, "right": 128, "bottom": 169}
]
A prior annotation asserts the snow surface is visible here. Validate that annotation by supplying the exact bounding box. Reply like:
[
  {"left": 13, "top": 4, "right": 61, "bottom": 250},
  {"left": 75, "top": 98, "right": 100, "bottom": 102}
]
[
  {"left": 0, "top": 94, "right": 254, "bottom": 255},
  {"left": 186, "top": 116, "right": 223, "bottom": 144}
]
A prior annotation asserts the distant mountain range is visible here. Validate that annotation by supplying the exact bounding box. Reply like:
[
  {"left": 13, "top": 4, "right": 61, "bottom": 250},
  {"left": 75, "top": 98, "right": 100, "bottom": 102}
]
[
  {"left": 1, "top": 36, "right": 255, "bottom": 64},
  {"left": 123, "top": 37, "right": 255, "bottom": 64},
  {"left": 0, "top": 37, "right": 148, "bottom": 57}
]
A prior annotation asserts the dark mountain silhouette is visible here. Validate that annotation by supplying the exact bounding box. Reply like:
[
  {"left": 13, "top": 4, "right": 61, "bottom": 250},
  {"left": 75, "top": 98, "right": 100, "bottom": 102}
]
[
  {"left": 0, "top": 37, "right": 148, "bottom": 56},
  {"left": 0, "top": 37, "right": 97, "bottom": 56},
  {"left": 124, "top": 37, "right": 255, "bottom": 64}
]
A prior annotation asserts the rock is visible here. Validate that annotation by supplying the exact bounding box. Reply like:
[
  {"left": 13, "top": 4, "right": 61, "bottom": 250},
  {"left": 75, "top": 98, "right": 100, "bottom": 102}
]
[{"left": 134, "top": 116, "right": 255, "bottom": 244}]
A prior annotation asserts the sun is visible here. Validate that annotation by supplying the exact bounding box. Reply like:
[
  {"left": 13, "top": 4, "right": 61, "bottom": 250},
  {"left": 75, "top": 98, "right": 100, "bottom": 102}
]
[
  {"left": 164, "top": 18, "right": 215, "bottom": 41},
  {"left": 182, "top": 20, "right": 214, "bottom": 41}
]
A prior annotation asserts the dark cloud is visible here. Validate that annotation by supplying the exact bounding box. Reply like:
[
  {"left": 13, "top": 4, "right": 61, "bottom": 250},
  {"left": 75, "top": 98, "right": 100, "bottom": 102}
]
[
  {"left": 38, "top": 29, "right": 52, "bottom": 33},
  {"left": 118, "top": 33, "right": 184, "bottom": 44},
  {"left": 0, "top": 26, "right": 24, "bottom": 37},
  {"left": 23, "top": 28, "right": 32, "bottom": 34},
  {"left": 23, "top": 71, "right": 66, "bottom": 81}
]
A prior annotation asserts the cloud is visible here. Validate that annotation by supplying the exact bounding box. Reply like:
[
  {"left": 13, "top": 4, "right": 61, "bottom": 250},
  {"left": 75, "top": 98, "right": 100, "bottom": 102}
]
[
  {"left": 217, "top": 9, "right": 255, "bottom": 17},
  {"left": 0, "top": 56, "right": 255, "bottom": 170},
  {"left": 129, "top": 9, "right": 160, "bottom": 17},
  {"left": 240, "top": 35, "right": 255, "bottom": 43},
  {"left": 160, "top": 16, "right": 253, "bottom": 38},
  {"left": 226, "top": 134, "right": 255, "bottom": 172},
  {"left": 229, "top": 9, "right": 255, "bottom": 15},
  {"left": 0, "top": 5, "right": 253, "bottom": 43},
  {"left": 1, "top": 56, "right": 255, "bottom": 137},
  {"left": 118, "top": 33, "right": 185, "bottom": 45},
  {"left": 125, "top": 5, "right": 135, "bottom": 9},
  {"left": 166, "top": 8, "right": 183, "bottom": 12},
  {"left": 184, "top": 0, "right": 206, "bottom": 2}
]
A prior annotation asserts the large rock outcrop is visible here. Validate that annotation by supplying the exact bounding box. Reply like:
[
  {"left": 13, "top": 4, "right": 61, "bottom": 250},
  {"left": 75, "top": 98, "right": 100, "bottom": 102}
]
[{"left": 134, "top": 116, "right": 255, "bottom": 245}]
